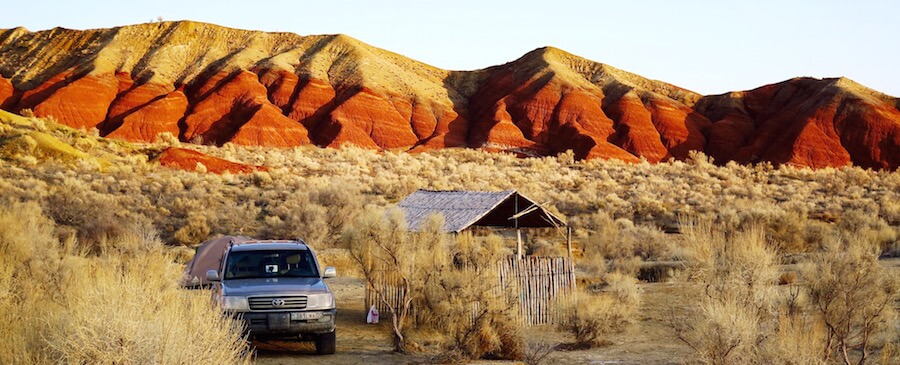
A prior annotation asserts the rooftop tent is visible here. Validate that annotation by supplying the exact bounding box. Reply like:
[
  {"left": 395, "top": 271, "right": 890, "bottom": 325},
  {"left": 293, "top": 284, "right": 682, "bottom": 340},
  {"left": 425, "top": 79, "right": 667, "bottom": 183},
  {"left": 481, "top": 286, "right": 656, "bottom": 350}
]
[
  {"left": 395, "top": 189, "right": 567, "bottom": 232},
  {"left": 181, "top": 235, "right": 253, "bottom": 288}
]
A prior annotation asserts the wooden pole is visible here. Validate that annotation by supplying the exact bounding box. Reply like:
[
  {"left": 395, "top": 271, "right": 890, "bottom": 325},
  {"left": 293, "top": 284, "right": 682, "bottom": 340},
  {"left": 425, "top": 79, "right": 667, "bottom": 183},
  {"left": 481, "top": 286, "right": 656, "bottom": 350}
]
[
  {"left": 566, "top": 226, "right": 572, "bottom": 257},
  {"left": 516, "top": 229, "right": 523, "bottom": 259},
  {"left": 515, "top": 194, "right": 523, "bottom": 259}
]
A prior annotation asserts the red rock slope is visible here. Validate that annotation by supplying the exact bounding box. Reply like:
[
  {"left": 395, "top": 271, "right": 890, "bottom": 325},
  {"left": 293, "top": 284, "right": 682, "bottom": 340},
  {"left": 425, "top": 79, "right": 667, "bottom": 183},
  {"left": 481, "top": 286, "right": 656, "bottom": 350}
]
[
  {"left": 696, "top": 78, "right": 900, "bottom": 169},
  {"left": 152, "top": 147, "right": 266, "bottom": 174},
  {"left": 0, "top": 22, "right": 897, "bottom": 169}
]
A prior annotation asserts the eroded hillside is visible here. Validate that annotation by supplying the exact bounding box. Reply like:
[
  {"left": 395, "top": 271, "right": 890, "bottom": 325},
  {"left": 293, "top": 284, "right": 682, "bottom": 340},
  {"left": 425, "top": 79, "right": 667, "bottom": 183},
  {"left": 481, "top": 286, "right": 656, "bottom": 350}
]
[{"left": 1, "top": 21, "right": 898, "bottom": 168}]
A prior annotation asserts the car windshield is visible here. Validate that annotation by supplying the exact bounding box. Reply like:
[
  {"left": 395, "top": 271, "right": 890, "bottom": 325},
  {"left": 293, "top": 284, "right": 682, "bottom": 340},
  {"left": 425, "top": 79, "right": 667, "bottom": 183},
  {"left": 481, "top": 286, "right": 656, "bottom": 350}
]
[{"left": 224, "top": 249, "right": 319, "bottom": 279}]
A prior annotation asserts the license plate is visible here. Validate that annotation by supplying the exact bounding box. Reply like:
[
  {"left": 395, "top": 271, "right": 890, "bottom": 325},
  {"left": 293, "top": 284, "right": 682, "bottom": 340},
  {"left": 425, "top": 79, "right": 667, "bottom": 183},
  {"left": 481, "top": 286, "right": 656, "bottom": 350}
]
[{"left": 290, "top": 312, "right": 322, "bottom": 320}]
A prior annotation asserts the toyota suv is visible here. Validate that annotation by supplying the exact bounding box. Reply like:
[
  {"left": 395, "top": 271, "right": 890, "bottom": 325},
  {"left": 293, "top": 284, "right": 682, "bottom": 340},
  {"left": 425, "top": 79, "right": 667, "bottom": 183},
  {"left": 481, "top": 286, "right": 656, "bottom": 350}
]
[{"left": 205, "top": 240, "right": 337, "bottom": 354}]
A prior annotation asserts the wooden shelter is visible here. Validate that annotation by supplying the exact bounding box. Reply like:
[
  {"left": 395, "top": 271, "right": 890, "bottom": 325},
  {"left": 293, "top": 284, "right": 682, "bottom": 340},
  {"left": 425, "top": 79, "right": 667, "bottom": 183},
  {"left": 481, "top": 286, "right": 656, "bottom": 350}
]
[{"left": 395, "top": 189, "right": 571, "bottom": 257}]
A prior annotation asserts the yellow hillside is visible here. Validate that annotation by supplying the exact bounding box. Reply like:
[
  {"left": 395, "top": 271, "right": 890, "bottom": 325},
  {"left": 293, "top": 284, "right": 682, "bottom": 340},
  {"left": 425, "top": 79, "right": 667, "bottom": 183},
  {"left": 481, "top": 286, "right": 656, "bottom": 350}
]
[{"left": 0, "top": 110, "right": 100, "bottom": 163}]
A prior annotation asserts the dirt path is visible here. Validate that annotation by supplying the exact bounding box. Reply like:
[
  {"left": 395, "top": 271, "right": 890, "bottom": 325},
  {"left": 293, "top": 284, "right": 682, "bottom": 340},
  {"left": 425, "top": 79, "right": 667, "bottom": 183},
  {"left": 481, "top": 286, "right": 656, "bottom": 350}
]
[
  {"left": 253, "top": 276, "right": 427, "bottom": 364},
  {"left": 252, "top": 277, "right": 694, "bottom": 364}
]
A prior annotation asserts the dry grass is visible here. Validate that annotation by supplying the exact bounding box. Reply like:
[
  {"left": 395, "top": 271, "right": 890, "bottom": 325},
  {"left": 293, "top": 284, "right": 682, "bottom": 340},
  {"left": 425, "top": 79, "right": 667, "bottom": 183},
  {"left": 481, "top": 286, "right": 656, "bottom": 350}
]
[
  {"left": 0, "top": 201, "right": 251, "bottom": 364},
  {"left": 560, "top": 273, "right": 641, "bottom": 348}
]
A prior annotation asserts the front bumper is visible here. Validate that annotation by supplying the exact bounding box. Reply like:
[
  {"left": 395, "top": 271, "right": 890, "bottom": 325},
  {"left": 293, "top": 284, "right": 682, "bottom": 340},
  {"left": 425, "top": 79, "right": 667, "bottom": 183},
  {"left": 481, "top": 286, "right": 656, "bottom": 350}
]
[{"left": 234, "top": 309, "right": 336, "bottom": 339}]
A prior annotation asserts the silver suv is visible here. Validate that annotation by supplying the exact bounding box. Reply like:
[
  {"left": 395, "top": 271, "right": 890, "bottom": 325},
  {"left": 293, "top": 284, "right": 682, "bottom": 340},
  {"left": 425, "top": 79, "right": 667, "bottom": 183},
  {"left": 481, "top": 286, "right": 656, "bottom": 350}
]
[{"left": 206, "top": 240, "right": 337, "bottom": 354}]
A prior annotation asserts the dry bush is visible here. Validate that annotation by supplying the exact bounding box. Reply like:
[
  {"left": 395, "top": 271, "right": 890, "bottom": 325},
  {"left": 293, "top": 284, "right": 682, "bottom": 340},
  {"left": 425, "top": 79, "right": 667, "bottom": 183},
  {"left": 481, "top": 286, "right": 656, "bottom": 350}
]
[
  {"left": 346, "top": 208, "right": 443, "bottom": 353},
  {"left": 42, "top": 180, "right": 129, "bottom": 246},
  {"left": 315, "top": 248, "right": 362, "bottom": 278},
  {"left": 173, "top": 213, "right": 211, "bottom": 246},
  {"left": 679, "top": 220, "right": 780, "bottom": 316},
  {"left": 672, "top": 220, "right": 781, "bottom": 364},
  {"left": 0, "top": 201, "right": 250, "bottom": 364},
  {"left": 264, "top": 182, "right": 363, "bottom": 246},
  {"left": 418, "top": 233, "right": 524, "bottom": 362},
  {"left": 560, "top": 273, "right": 640, "bottom": 348},
  {"left": 675, "top": 219, "right": 898, "bottom": 365},
  {"left": 347, "top": 211, "right": 525, "bottom": 361},
  {"left": 762, "top": 313, "right": 826, "bottom": 365},
  {"left": 836, "top": 210, "right": 899, "bottom": 256},
  {"left": 528, "top": 238, "right": 566, "bottom": 257},
  {"left": 573, "top": 212, "right": 617, "bottom": 277},
  {"left": 804, "top": 237, "right": 899, "bottom": 364},
  {"left": 575, "top": 211, "right": 671, "bottom": 279},
  {"left": 522, "top": 339, "right": 556, "bottom": 365}
]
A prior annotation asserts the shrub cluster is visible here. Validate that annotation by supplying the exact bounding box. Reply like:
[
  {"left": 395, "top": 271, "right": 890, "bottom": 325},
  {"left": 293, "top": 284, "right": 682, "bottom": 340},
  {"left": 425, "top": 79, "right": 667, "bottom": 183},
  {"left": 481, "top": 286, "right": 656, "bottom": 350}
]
[
  {"left": 672, "top": 220, "right": 898, "bottom": 365},
  {"left": 1, "top": 114, "right": 897, "bottom": 258},
  {"left": 0, "top": 201, "right": 250, "bottom": 364}
]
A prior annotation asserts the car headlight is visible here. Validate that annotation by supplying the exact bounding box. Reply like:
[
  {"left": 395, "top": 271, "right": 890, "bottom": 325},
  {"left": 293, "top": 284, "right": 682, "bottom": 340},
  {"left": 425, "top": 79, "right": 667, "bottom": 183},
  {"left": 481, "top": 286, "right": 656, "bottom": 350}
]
[
  {"left": 306, "top": 293, "right": 334, "bottom": 310},
  {"left": 221, "top": 296, "right": 249, "bottom": 311}
]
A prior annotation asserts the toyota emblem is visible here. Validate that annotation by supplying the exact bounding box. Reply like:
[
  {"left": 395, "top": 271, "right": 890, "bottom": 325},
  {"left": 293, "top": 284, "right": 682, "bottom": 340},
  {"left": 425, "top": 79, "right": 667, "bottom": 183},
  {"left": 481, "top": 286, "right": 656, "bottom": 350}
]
[{"left": 271, "top": 299, "right": 285, "bottom": 307}]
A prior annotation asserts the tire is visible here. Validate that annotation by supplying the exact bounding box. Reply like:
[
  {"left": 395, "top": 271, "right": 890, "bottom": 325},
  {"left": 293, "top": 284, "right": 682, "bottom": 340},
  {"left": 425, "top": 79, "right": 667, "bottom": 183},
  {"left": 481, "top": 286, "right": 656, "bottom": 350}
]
[{"left": 315, "top": 330, "right": 336, "bottom": 355}]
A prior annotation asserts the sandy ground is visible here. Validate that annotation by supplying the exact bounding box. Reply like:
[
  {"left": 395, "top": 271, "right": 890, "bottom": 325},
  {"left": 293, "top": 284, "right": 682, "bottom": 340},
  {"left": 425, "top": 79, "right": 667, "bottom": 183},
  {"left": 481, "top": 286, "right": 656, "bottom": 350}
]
[{"left": 252, "top": 276, "right": 695, "bottom": 365}]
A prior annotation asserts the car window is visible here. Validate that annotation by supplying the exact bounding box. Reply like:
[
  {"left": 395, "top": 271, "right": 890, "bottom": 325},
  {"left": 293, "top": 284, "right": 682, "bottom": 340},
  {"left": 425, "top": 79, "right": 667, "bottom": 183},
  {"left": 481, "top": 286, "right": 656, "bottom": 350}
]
[{"left": 224, "top": 250, "right": 318, "bottom": 279}]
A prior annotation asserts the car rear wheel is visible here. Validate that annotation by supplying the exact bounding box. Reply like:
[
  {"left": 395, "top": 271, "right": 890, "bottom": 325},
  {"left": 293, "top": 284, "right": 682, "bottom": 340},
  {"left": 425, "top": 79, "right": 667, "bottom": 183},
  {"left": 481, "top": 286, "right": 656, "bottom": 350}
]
[{"left": 315, "top": 330, "right": 336, "bottom": 354}]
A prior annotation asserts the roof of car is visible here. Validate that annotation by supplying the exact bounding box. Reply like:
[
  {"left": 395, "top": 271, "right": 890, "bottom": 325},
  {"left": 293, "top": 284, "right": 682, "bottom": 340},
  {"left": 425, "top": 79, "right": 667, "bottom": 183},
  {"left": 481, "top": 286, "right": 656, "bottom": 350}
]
[{"left": 228, "top": 240, "right": 309, "bottom": 252}]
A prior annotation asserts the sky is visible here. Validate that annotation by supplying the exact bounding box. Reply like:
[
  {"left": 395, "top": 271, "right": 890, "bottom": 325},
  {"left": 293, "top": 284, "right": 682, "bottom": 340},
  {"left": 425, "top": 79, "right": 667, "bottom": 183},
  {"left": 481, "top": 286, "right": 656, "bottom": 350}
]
[{"left": 3, "top": 0, "right": 899, "bottom": 96}]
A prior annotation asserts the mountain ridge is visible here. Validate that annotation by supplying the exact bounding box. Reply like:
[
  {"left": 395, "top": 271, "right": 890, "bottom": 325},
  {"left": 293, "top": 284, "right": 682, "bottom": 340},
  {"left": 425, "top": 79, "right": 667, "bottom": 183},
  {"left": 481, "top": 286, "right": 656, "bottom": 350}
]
[{"left": 1, "top": 21, "right": 897, "bottom": 169}]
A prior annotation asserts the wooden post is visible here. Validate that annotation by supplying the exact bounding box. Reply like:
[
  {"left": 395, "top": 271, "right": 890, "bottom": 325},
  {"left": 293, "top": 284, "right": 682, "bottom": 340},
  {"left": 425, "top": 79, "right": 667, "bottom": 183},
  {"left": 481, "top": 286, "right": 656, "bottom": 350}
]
[
  {"left": 515, "top": 194, "right": 523, "bottom": 259},
  {"left": 516, "top": 229, "right": 523, "bottom": 259},
  {"left": 566, "top": 226, "right": 572, "bottom": 257}
]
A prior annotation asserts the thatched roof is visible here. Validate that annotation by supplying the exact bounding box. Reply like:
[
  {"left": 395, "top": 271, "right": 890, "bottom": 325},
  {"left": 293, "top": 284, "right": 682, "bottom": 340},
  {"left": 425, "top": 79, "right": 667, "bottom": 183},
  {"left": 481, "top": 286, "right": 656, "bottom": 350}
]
[{"left": 396, "top": 189, "right": 566, "bottom": 233}]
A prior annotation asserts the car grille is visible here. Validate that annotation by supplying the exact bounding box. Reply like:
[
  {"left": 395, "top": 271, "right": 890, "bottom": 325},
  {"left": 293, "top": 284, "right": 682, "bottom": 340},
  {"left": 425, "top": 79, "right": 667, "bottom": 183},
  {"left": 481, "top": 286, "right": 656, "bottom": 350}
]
[{"left": 248, "top": 296, "right": 307, "bottom": 310}]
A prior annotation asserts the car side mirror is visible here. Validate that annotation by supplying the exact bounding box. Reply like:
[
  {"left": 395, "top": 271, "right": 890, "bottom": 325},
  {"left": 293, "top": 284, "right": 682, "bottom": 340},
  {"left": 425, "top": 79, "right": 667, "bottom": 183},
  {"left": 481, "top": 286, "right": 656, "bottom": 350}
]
[
  {"left": 206, "top": 269, "right": 220, "bottom": 282},
  {"left": 323, "top": 266, "right": 336, "bottom": 279}
]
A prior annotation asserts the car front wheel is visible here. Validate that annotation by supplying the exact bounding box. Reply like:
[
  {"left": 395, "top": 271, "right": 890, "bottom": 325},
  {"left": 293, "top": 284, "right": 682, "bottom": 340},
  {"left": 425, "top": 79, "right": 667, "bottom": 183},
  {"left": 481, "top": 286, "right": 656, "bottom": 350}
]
[{"left": 314, "top": 330, "right": 336, "bottom": 355}]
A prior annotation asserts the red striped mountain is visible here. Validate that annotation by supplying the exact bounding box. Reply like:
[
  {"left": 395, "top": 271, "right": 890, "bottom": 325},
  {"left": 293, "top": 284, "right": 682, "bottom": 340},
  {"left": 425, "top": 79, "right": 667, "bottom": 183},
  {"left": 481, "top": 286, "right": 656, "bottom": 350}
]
[{"left": 0, "top": 21, "right": 897, "bottom": 169}]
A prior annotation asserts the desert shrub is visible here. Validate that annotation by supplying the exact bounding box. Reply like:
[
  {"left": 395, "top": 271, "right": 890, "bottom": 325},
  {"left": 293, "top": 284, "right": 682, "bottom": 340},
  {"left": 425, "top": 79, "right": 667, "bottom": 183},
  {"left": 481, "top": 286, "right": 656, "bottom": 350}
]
[
  {"left": 418, "top": 233, "right": 524, "bottom": 362},
  {"left": 674, "top": 220, "right": 897, "bottom": 365},
  {"left": 42, "top": 180, "right": 129, "bottom": 246},
  {"left": 264, "top": 182, "right": 363, "bottom": 246},
  {"left": 836, "top": 210, "right": 898, "bottom": 255},
  {"left": 621, "top": 225, "right": 670, "bottom": 260},
  {"left": 804, "top": 237, "right": 899, "bottom": 364},
  {"left": 522, "top": 339, "right": 556, "bottom": 365},
  {"left": 173, "top": 213, "right": 211, "bottom": 246},
  {"left": 778, "top": 271, "right": 798, "bottom": 286},
  {"left": 573, "top": 212, "right": 618, "bottom": 277},
  {"left": 761, "top": 312, "right": 826, "bottom": 365},
  {"left": 608, "top": 256, "right": 643, "bottom": 277},
  {"left": 348, "top": 210, "right": 525, "bottom": 360},
  {"left": 560, "top": 272, "right": 640, "bottom": 348},
  {"left": 0, "top": 201, "right": 250, "bottom": 364},
  {"left": 527, "top": 238, "right": 566, "bottom": 256},
  {"left": 676, "top": 298, "right": 767, "bottom": 365},
  {"left": 672, "top": 220, "right": 781, "bottom": 364},
  {"left": 346, "top": 208, "right": 441, "bottom": 353},
  {"left": 576, "top": 211, "right": 671, "bottom": 279}
]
